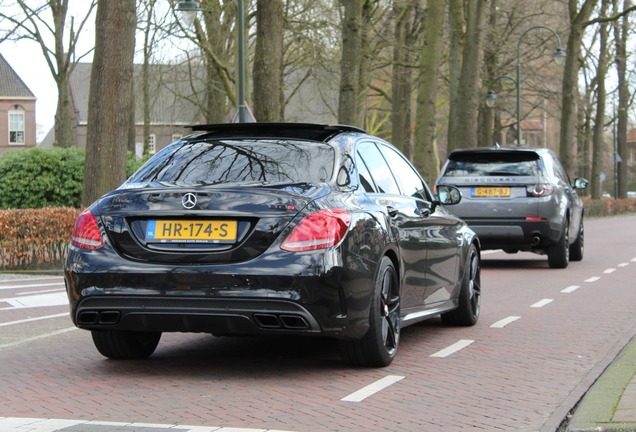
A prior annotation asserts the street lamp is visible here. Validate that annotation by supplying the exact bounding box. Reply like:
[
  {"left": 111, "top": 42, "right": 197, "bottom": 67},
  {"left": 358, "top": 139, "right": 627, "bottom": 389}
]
[
  {"left": 177, "top": 0, "right": 254, "bottom": 123},
  {"left": 176, "top": 1, "right": 200, "bottom": 28},
  {"left": 516, "top": 26, "right": 565, "bottom": 146}
]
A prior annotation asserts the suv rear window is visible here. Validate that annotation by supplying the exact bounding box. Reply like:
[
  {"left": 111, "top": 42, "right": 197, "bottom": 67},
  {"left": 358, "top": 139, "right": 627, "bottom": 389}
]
[
  {"left": 443, "top": 151, "right": 540, "bottom": 177},
  {"left": 128, "top": 140, "right": 335, "bottom": 186}
]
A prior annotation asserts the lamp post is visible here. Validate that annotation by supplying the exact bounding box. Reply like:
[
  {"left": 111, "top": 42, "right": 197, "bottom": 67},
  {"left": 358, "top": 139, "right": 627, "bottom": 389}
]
[
  {"left": 515, "top": 26, "right": 566, "bottom": 146},
  {"left": 176, "top": 1, "right": 253, "bottom": 123}
]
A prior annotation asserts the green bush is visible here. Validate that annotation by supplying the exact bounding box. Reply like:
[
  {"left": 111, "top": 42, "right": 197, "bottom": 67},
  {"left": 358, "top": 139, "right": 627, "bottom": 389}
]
[
  {"left": 0, "top": 147, "right": 84, "bottom": 209},
  {"left": 0, "top": 148, "right": 151, "bottom": 209}
]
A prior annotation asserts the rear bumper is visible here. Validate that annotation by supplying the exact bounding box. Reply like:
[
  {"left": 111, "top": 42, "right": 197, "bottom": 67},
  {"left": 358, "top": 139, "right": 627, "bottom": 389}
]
[
  {"left": 64, "top": 246, "right": 376, "bottom": 340},
  {"left": 73, "top": 296, "right": 323, "bottom": 335},
  {"left": 463, "top": 218, "right": 561, "bottom": 251}
]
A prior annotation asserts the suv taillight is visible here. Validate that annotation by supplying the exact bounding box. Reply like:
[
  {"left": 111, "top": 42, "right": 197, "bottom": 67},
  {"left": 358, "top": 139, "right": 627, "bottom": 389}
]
[
  {"left": 281, "top": 209, "right": 351, "bottom": 252},
  {"left": 527, "top": 184, "right": 555, "bottom": 197},
  {"left": 71, "top": 210, "right": 104, "bottom": 250}
]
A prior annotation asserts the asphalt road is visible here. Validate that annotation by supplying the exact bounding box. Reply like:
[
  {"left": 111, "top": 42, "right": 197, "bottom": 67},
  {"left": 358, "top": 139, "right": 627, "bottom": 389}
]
[{"left": 1, "top": 215, "right": 636, "bottom": 432}]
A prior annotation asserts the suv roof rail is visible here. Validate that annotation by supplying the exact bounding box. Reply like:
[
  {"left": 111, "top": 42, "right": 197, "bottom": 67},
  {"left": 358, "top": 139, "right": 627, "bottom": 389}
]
[{"left": 188, "top": 123, "right": 366, "bottom": 142}]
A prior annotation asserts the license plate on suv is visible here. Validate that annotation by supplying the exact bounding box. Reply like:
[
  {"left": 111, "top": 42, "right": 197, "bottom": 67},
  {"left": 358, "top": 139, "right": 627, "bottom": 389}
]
[
  {"left": 472, "top": 187, "right": 511, "bottom": 197},
  {"left": 146, "top": 220, "right": 238, "bottom": 243}
]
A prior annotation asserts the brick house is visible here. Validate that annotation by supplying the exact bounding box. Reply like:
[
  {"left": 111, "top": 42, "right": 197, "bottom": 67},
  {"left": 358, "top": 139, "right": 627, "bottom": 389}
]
[
  {"left": 0, "top": 53, "right": 36, "bottom": 154},
  {"left": 41, "top": 62, "right": 207, "bottom": 153}
]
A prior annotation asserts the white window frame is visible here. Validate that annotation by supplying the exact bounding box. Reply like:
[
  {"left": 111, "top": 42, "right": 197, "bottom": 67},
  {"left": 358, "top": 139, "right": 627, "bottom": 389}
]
[
  {"left": 148, "top": 134, "right": 156, "bottom": 154},
  {"left": 171, "top": 133, "right": 182, "bottom": 142},
  {"left": 8, "top": 110, "right": 25, "bottom": 145}
]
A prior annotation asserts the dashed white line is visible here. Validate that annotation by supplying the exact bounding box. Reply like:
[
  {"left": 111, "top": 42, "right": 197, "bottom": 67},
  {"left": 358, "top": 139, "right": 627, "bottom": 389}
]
[
  {"left": 631, "top": 257, "right": 636, "bottom": 262},
  {"left": 0, "top": 312, "right": 68, "bottom": 327},
  {"left": 490, "top": 316, "right": 521, "bottom": 328},
  {"left": 430, "top": 339, "right": 474, "bottom": 358},
  {"left": 531, "top": 299, "right": 554, "bottom": 308},
  {"left": 618, "top": 262, "right": 629, "bottom": 267},
  {"left": 604, "top": 268, "right": 616, "bottom": 274},
  {"left": 341, "top": 375, "right": 405, "bottom": 402},
  {"left": 561, "top": 285, "right": 580, "bottom": 293},
  {"left": 585, "top": 276, "right": 601, "bottom": 283}
]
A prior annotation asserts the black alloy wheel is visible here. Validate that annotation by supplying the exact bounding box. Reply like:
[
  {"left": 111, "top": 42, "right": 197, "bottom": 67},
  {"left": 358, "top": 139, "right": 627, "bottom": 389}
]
[
  {"left": 548, "top": 220, "right": 570, "bottom": 269},
  {"left": 569, "top": 219, "right": 584, "bottom": 262},
  {"left": 441, "top": 244, "right": 481, "bottom": 326},
  {"left": 339, "top": 256, "right": 400, "bottom": 367}
]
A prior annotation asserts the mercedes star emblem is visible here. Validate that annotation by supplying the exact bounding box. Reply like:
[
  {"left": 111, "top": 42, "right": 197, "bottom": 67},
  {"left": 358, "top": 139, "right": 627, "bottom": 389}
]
[{"left": 181, "top": 193, "right": 197, "bottom": 209}]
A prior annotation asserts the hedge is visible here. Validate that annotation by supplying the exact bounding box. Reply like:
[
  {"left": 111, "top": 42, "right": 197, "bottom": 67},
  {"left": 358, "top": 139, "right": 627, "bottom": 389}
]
[{"left": 0, "top": 207, "right": 79, "bottom": 270}]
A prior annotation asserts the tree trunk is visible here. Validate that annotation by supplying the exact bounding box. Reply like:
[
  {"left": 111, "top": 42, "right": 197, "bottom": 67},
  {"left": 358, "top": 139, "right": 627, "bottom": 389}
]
[
  {"left": 413, "top": 0, "right": 445, "bottom": 185},
  {"left": 614, "top": 0, "right": 631, "bottom": 198},
  {"left": 591, "top": 0, "right": 610, "bottom": 199},
  {"left": 558, "top": 0, "right": 597, "bottom": 176},
  {"left": 448, "top": 0, "right": 486, "bottom": 151},
  {"left": 82, "top": 0, "right": 136, "bottom": 206},
  {"left": 391, "top": 0, "right": 417, "bottom": 158},
  {"left": 338, "top": 0, "right": 363, "bottom": 126},
  {"left": 446, "top": 0, "right": 466, "bottom": 153},
  {"left": 253, "top": 0, "right": 284, "bottom": 122}
]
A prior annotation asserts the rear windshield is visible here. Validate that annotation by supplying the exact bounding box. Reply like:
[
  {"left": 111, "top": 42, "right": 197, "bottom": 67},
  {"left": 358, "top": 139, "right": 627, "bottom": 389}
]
[
  {"left": 443, "top": 152, "right": 540, "bottom": 177},
  {"left": 127, "top": 139, "right": 335, "bottom": 186}
]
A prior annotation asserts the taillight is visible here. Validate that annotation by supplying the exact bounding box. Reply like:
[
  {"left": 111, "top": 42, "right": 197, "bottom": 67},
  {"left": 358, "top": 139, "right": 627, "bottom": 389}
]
[
  {"left": 281, "top": 209, "right": 351, "bottom": 252},
  {"left": 527, "top": 184, "right": 555, "bottom": 197},
  {"left": 71, "top": 210, "right": 104, "bottom": 250}
]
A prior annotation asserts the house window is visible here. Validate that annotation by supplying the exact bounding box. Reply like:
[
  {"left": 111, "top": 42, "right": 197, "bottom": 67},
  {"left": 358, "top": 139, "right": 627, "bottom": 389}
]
[
  {"left": 171, "top": 133, "right": 182, "bottom": 142},
  {"left": 148, "top": 134, "right": 156, "bottom": 154},
  {"left": 8, "top": 111, "right": 25, "bottom": 145}
]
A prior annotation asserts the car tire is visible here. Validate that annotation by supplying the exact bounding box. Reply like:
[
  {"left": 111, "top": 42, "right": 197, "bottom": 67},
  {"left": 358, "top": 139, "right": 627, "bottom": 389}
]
[
  {"left": 569, "top": 219, "right": 584, "bottom": 262},
  {"left": 91, "top": 330, "right": 161, "bottom": 359},
  {"left": 339, "top": 256, "right": 400, "bottom": 367},
  {"left": 441, "top": 244, "right": 481, "bottom": 326},
  {"left": 548, "top": 220, "right": 570, "bottom": 269}
]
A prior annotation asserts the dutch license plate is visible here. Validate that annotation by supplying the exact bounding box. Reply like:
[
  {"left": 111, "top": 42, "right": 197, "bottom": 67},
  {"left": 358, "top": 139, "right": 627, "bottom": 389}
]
[
  {"left": 472, "top": 187, "right": 511, "bottom": 197},
  {"left": 146, "top": 220, "right": 238, "bottom": 243}
]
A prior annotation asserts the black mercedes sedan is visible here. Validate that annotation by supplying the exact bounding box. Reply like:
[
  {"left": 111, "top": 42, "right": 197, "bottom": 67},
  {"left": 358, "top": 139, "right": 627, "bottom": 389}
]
[{"left": 65, "top": 123, "right": 481, "bottom": 367}]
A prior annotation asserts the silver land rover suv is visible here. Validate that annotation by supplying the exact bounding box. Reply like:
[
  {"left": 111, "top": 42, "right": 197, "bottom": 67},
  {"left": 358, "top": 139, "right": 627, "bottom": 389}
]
[{"left": 436, "top": 147, "right": 588, "bottom": 269}]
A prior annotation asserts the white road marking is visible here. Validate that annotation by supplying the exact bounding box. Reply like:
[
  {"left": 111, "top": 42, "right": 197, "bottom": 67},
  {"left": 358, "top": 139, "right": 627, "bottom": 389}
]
[
  {"left": 341, "top": 375, "right": 405, "bottom": 402},
  {"left": 604, "top": 268, "right": 616, "bottom": 274},
  {"left": 0, "top": 417, "right": 280, "bottom": 431},
  {"left": 531, "top": 299, "right": 553, "bottom": 308},
  {"left": 618, "top": 262, "right": 629, "bottom": 267},
  {"left": 585, "top": 276, "right": 600, "bottom": 283},
  {"left": 0, "top": 327, "right": 76, "bottom": 350},
  {"left": 561, "top": 285, "right": 580, "bottom": 293},
  {"left": 0, "top": 281, "right": 64, "bottom": 291},
  {"left": 430, "top": 339, "right": 474, "bottom": 358},
  {"left": 490, "top": 316, "right": 521, "bottom": 328},
  {"left": 0, "top": 292, "right": 68, "bottom": 309},
  {"left": 631, "top": 257, "right": 636, "bottom": 262},
  {"left": 0, "top": 312, "right": 68, "bottom": 327},
  {"left": 481, "top": 250, "right": 502, "bottom": 255},
  {"left": 20, "top": 288, "right": 65, "bottom": 296}
]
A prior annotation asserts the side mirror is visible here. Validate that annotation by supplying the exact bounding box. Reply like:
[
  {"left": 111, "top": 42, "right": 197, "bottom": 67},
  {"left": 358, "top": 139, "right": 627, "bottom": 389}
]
[
  {"left": 574, "top": 178, "right": 589, "bottom": 189},
  {"left": 436, "top": 185, "right": 462, "bottom": 205}
]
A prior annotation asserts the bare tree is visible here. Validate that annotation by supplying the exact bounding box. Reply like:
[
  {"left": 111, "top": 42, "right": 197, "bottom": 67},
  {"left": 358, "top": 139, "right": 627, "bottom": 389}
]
[
  {"left": 0, "top": 0, "right": 97, "bottom": 147},
  {"left": 413, "top": 0, "right": 446, "bottom": 185},
  {"left": 447, "top": 0, "right": 488, "bottom": 152},
  {"left": 82, "top": 0, "right": 136, "bottom": 205},
  {"left": 613, "top": 0, "right": 632, "bottom": 198},
  {"left": 338, "top": 0, "right": 363, "bottom": 126},
  {"left": 253, "top": 0, "right": 284, "bottom": 121},
  {"left": 591, "top": 0, "right": 611, "bottom": 199}
]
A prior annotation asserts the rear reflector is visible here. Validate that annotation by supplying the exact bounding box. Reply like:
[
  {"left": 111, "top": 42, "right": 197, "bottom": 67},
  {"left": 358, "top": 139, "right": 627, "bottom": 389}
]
[
  {"left": 71, "top": 210, "right": 104, "bottom": 250},
  {"left": 281, "top": 209, "right": 351, "bottom": 252}
]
